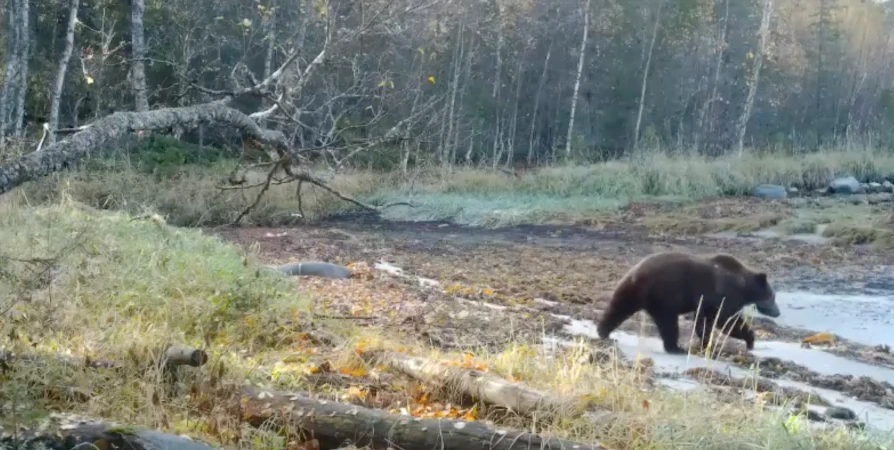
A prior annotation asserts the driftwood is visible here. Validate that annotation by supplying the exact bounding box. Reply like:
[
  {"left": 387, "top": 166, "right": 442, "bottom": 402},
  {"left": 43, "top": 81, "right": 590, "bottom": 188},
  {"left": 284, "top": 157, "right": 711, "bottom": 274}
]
[
  {"left": 227, "top": 385, "right": 610, "bottom": 450},
  {"left": 0, "top": 413, "right": 219, "bottom": 450},
  {"left": 365, "top": 351, "right": 587, "bottom": 418},
  {"left": 270, "top": 261, "right": 352, "bottom": 279}
]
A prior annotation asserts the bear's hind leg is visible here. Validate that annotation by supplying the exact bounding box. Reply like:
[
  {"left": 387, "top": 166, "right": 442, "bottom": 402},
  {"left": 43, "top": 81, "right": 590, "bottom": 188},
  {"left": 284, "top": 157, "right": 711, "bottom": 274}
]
[
  {"left": 647, "top": 309, "right": 686, "bottom": 354},
  {"left": 693, "top": 308, "right": 717, "bottom": 351},
  {"left": 719, "top": 315, "right": 756, "bottom": 350}
]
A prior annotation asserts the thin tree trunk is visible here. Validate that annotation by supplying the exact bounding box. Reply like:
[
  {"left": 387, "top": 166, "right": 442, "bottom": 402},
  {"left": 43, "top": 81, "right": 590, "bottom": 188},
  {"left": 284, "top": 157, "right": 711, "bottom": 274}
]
[
  {"left": 527, "top": 41, "right": 551, "bottom": 165},
  {"left": 48, "top": 0, "right": 80, "bottom": 145},
  {"left": 735, "top": 0, "right": 773, "bottom": 155},
  {"left": 506, "top": 46, "right": 525, "bottom": 168},
  {"left": 130, "top": 0, "right": 150, "bottom": 112},
  {"left": 442, "top": 19, "right": 464, "bottom": 168},
  {"left": 565, "top": 0, "right": 591, "bottom": 160},
  {"left": 12, "top": 0, "right": 29, "bottom": 138},
  {"left": 633, "top": 0, "right": 664, "bottom": 152},
  {"left": 0, "top": 0, "right": 20, "bottom": 139},
  {"left": 696, "top": 0, "right": 729, "bottom": 153}
]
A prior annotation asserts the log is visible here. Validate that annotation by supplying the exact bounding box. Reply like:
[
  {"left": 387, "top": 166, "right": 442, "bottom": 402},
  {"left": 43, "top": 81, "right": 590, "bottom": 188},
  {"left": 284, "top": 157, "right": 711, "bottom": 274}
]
[
  {"left": 0, "top": 413, "right": 219, "bottom": 450},
  {"left": 365, "top": 351, "right": 586, "bottom": 418},
  {"left": 163, "top": 345, "right": 209, "bottom": 368},
  {"left": 227, "top": 385, "right": 610, "bottom": 450},
  {"left": 269, "top": 261, "right": 352, "bottom": 279}
]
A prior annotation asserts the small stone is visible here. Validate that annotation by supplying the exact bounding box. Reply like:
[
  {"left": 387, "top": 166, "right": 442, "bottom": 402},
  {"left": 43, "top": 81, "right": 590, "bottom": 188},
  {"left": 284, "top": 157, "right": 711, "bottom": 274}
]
[
  {"left": 869, "top": 182, "right": 883, "bottom": 193},
  {"left": 825, "top": 406, "right": 857, "bottom": 421},
  {"left": 883, "top": 180, "right": 894, "bottom": 193},
  {"left": 828, "top": 176, "right": 863, "bottom": 194},
  {"left": 788, "top": 187, "right": 799, "bottom": 194},
  {"left": 753, "top": 184, "right": 787, "bottom": 200},
  {"left": 861, "top": 183, "right": 870, "bottom": 192}
]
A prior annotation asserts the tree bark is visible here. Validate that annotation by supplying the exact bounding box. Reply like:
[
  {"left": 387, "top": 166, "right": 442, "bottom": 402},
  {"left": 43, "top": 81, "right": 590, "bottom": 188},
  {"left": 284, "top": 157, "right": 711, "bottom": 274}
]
[
  {"left": 225, "top": 385, "right": 610, "bottom": 450},
  {"left": 735, "top": 0, "right": 773, "bottom": 155},
  {"left": 564, "top": 0, "right": 591, "bottom": 160},
  {"left": 48, "top": 0, "right": 80, "bottom": 145},
  {"left": 0, "top": 101, "right": 290, "bottom": 194},
  {"left": 1, "top": 415, "right": 219, "bottom": 450},
  {"left": 633, "top": 0, "right": 664, "bottom": 152},
  {"left": 130, "top": 0, "right": 150, "bottom": 112}
]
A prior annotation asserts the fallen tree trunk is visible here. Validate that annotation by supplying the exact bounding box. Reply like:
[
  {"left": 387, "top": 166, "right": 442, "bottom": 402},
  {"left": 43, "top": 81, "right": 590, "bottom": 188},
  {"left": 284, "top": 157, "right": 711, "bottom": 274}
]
[
  {"left": 225, "top": 385, "right": 610, "bottom": 450},
  {"left": 1, "top": 413, "right": 219, "bottom": 450},
  {"left": 0, "top": 101, "right": 289, "bottom": 195},
  {"left": 0, "top": 345, "right": 207, "bottom": 372},
  {"left": 365, "top": 350, "right": 587, "bottom": 418}
]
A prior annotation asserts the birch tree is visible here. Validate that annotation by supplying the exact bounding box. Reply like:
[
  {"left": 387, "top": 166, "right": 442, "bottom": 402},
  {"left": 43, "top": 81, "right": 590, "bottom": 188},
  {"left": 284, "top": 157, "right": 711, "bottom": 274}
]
[
  {"left": 47, "top": 0, "right": 81, "bottom": 145},
  {"left": 632, "top": 0, "right": 664, "bottom": 152},
  {"left": 735, "top": 0, "right": 774, "bottom": 155},
  {"left": 565, "top": 0, "right": 591, "bottom": 160},
  {"left": 130, "top": 0, "right": 150, "bottom": 112}
]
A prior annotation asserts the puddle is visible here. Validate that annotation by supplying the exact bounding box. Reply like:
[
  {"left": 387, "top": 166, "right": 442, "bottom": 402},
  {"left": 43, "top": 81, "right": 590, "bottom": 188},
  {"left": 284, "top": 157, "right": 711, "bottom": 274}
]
[
  {"left": 751, "top": 341, "right": 894, "bottom": 384},
  {"left": 559, "top": 318, "right": 894, "bottom": 432},
  {"left": 706, "top": 226, "right": 830, "bottom": 245},
  {"left": 775, "top": 291, "right": 894, "bottom": 348}
]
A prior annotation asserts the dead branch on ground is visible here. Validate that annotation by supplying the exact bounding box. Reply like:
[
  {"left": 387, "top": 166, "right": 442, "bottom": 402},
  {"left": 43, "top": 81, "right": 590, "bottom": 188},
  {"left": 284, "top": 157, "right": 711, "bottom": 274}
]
[{"left": 211, "top": 384, "right": 612, "bottom": 450}]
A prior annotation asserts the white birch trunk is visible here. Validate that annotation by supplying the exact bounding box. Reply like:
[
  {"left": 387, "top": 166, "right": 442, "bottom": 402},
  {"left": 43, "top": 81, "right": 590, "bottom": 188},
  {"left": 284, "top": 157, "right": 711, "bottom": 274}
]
[
  {"left": 564, "top": 0, "right": 591, "bottom": 160},
  {"left": 130, "top": 0, "right": 150, "bottom": 112},
  {"left": 48, "top": 0, "right": 80, "bottom": 145},
  {"left": 633, "top": 1, "right": 664, "bottom": 152},
  {"left": 735, "top": 0, "right": 773, "bottom": 155}
]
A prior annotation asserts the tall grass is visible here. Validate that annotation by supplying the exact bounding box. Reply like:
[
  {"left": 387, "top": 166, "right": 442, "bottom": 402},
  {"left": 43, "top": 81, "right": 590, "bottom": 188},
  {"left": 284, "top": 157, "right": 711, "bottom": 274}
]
[{"left": 11, "top": 147, "right": 894, "bottom": 227}]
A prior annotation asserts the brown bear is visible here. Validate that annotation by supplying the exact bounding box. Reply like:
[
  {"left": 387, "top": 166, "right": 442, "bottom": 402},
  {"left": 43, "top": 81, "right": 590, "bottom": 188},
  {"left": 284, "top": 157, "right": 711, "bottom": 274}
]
[{"left": 596, "top": 251, "right": 779, "bottom": 354}]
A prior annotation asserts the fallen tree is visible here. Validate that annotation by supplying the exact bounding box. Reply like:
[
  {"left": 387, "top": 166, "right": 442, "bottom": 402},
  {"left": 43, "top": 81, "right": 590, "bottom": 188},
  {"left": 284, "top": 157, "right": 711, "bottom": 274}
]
[
  {"left": 1, "top": 413, "right": 220, "bottom": 450},
  {"left": 364, "top": 350, "right": 591, "bottom": 419},
  {"left": 220, "top": 385, "right": 611, "bottom": 450}
]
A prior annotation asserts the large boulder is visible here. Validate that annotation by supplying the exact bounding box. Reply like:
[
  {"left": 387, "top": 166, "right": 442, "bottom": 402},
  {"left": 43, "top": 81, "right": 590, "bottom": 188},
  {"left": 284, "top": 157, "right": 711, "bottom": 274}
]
[{"left": 828, "top": 176, "right": 863, "bottom": 195}]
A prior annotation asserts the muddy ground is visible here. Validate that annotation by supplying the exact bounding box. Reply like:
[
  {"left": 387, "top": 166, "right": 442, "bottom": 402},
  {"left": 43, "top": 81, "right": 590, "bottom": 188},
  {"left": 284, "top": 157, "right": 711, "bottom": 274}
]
[{"left": 212, "top": 198, "right": 894, "bottom": 431}]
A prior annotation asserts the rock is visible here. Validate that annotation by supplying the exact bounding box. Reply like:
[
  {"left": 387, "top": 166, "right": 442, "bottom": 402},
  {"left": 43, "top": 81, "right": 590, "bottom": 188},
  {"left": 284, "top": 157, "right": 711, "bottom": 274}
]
[
  {"left": 270, "top": 261, "right": 352, "bottom": 279},
  {"left": 828, "top": 176, "right": 863, "bottom": 194},
  {"left": 883, "top": 180, "right": 894, "bottom": 193},
  {"left": 869, "top": 182, "right": 883, "bottom": 193},
  {"left": 825, "top": 406, "right": 857, "bottom": 421},
  {"left": 789, "top": 406, "right": 826, "bottom": 422},
  {"left": 788, "top": 187, "right": 799, "bottom": 195},
  {"left": 861, "top": 183, "right": 870, "bottom": 192},
  {"left": 753, "top": 184, "right": 787, "bottom": 199}
]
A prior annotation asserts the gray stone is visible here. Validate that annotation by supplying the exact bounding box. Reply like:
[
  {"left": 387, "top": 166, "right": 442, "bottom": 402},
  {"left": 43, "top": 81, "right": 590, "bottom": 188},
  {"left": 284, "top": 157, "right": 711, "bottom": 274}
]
[
  {"left": 788, "top": 187, "right": 799, "bottom": 194},
  {"left": 828, "top": 176, "right": 864, "bottom": 195},
  {"left": 825, "top": 406, "right": 858, "bottom": 421},
  {"left": 869, "top": 182, "right": 883, "bottom": 193},
  {"left": 753, "top": 184, "right": 787, "bottom": 200},
  {"left": 883, "top": 180, "right": 894, "bottom": 193},
  {"left": 269, "top": 261, "right": 352, "bottom": 279}
]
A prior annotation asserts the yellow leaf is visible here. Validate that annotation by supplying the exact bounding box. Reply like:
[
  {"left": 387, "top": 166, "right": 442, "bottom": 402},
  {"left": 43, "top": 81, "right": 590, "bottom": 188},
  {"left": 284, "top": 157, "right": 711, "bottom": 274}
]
[
  {"left": 427, "top": 76, "right": 435, "bottom": 84},
  {"left": 378, "top": 80, "right": 388, "bottom": 88},
  {"left": 418, "top": 47, "right": 425, "bottom": 55},
  {"left": 85, "top": 75, "right": 94, "bottom": 85},
  {"left": 802, "top": 332, "right": 835, "bottom": 345},
  {"left": 389, "top": 80, "right": 395, "bottom": 89}
]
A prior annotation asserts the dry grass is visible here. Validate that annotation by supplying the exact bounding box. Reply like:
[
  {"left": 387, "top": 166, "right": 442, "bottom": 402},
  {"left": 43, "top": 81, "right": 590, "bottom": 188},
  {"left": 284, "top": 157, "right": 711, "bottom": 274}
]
[{"left": 1, "top": 197, "right": 892, "bottom": 449}]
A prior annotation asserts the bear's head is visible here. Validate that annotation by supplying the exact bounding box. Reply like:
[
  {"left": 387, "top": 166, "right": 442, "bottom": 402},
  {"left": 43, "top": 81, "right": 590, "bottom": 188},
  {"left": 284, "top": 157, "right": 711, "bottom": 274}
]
[{"left": 744, "top": 272, "right": 779, "bottom": 318}]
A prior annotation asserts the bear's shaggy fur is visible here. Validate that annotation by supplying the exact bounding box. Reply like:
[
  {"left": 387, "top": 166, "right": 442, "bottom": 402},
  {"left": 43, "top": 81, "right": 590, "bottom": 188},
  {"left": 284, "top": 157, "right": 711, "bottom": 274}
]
[{"left": 596, "top": 251, "right": 779, "bottom": 354}]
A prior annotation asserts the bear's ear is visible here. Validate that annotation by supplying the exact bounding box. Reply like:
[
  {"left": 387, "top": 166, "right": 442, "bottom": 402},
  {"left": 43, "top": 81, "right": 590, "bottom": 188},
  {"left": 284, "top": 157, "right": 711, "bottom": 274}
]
[{"left": 755, "top": 273, "right": 768, "bottom": 286}]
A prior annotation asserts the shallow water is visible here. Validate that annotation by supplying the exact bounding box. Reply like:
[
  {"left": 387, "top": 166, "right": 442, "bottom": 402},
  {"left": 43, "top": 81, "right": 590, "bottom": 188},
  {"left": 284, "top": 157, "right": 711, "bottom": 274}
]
[
  {"left": 775, "top": 291, "right": 894, "bottom": 348},
  {"left": 560, "top": 319, "right": 894, "bottom": 432}
]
